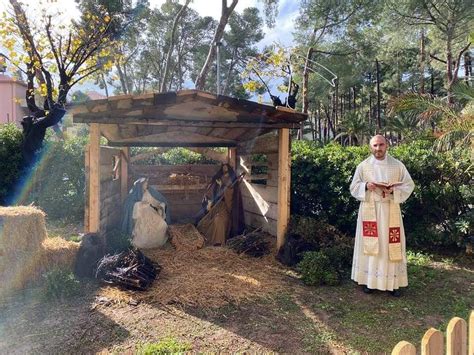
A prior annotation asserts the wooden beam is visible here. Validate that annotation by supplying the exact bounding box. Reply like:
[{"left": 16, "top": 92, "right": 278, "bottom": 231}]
[
  {"left": 73, "top": 115, "right": 299, "bottom": 129},
  {"left": 108, "top": 141, "right": 237, "bottom": 148},
  {"left": 84, "top": 145, "right": 90, "bottom": 232},
  {"left": 276, "top": 128, "right": 290, "bottom": 250},
  {"left": 120, "top": 147, "right": 129, "bottom": 203},
  {"left": 88, "top": 123, "right": 101, "bottom": 233},
  {"left": 228, "top": 147, "right": 237, "bottom": 170}
]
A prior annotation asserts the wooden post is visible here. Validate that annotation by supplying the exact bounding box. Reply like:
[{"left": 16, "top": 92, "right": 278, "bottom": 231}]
[
  {"left": 446, "top": 317, "right": 467, "bottom": 355},
  {"left": 277, "top": 128, "right": 290, "bottom": 250},
  {"left": 421, "top": 328, "right": 443, "bottom": 355},
  {"left": 392, "top": 341, "right": 416, "bottom": 355},
  {"left": 227, "top": 147, "right": 237, "bottom": 171},
  {"left": 84, "top": 145, "right": 90, "bottom": 232},
  {"left": 120, "top": 147, "right": 129, "bottom": 203},
  {"left": 469, "top": 311, "right": 474, "bottom": 355},
  {"left": 88, "top": 123, "right": 101, "bottom": 233}
]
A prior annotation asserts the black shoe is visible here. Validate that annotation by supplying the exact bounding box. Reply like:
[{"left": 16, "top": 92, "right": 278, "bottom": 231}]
[
  {"left": 363, "top": 286, "right": 374, "bottom": 294},
  {"left": 390, "top": 289, "right": 401, "bottom": 297}
]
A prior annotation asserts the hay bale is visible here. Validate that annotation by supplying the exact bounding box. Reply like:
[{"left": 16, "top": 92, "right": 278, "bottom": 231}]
[
  {"left": 0, "top": 206, "right": 79, "bottom": 298},
  {"left": 41, "top": 237, "right": 80, "bottom": 272},
  {"left": 0, "top": 206, "right": 47, "bottom": 253},
  {"left": 168, "top": 224, "right": 205, "bottom": 251}
]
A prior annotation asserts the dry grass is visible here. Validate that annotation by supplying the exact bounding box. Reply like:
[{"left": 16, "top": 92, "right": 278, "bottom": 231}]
[{"left": 99, "top": 229, "right": 289, "bottom": 308}]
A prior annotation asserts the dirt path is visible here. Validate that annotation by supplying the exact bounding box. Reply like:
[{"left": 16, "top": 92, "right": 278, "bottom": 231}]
[{"left": 0, "top": 281, "right": 347, "bottom": 354}]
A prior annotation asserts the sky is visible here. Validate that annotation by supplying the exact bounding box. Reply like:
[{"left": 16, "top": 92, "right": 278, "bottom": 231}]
[{"left": 0, "top": 0, "right": 300, "bottom": 96}]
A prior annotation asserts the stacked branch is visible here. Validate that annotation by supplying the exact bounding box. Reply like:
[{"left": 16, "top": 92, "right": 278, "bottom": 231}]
[
  {"left": 226, "top": 228, "right": 270, "bottom": 257},
  {"left": 95, "top": 248, "right": 160, "bottom": 291}
]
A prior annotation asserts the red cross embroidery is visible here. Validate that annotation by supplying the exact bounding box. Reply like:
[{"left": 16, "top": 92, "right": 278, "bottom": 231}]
[
  {"left": 389, "top": 227, "right": 401, "bottom": 243},
  {"left": 363, "top": 221, "right": 378, "bottom": 237}
]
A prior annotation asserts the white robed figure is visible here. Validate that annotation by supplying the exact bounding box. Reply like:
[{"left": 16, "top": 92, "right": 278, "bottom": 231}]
[
  {"left": 350, "top": 135, "right": 414, "bottom": 296},
  {"left": 121, "top": 178, "right": 170, "bottom": 249}
]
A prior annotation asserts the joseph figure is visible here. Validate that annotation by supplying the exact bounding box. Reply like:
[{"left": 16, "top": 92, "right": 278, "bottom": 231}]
[{"left": 350, "top": 135, "right": 414, "bottom": 297}]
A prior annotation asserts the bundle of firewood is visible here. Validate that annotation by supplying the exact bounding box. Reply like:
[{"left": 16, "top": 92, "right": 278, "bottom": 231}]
[
  {"left": 95, "top": 248, "right": 160, "bottom": 291},
  {"left": 226, "top": 228, "right": 270, "bottom": 257}
]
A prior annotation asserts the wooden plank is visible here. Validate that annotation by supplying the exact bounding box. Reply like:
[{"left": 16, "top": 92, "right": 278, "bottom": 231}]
[
  {"left": 277, "top": 128, "right": 290, "bottom": 250},
  {"left": 244, "top": 210, "right": 277, "bottom": 236},
  {"left": 88, "top": 123, "right": 101, "bottom": 233},
  {"left": 111, "top": 131, "right": 237, "bottom": 146},
  {"left": 238, "top": 133, "right": 279, "bottom": 154},
  {"left": 74, "top": 115, "right": 299, "bottom": 129},
  {"left": 84, "top": 145, "right": 90, "bottom": 232},
  {"left": 421, "top": 328, "right": 443, "bottom": 355},
  {"left": 228, "top": 148, "right": 237, "bottom": 170},
  {"left": 240, "top": 183, "right": 278, "bottom": 204},
  {"left": 446, "top": 317, "right": 467, "bottom": 355},
  {"left": 109, "top": 141, "right": 237, "bottom": 148},
  {"left": 391, "top": 341, "right": 416, "bottom": 355},
  {"left": 151, "top": 184, "right": 208, "bottom": 191},
  {"left": 242, "top": 197, "right": 278, "bottom": 220},
  {"left": 469, "top": 311, "right": 474, "bottom": 355},
  {"left": 121, "top": 147, "right": 129, "bottom": 202}
]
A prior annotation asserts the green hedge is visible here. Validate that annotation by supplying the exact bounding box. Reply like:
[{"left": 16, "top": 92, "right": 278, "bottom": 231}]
[
  {"left": 24, "top": 135, "right": 87, "bottom": 221},
  {"left": 0, "top": 124, "right": 23, "bottom": 205},
  {"left": 291, "top": 140, "right": 472, "bottom": 249}
]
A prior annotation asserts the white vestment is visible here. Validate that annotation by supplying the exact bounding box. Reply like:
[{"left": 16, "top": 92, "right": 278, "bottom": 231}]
[
  {"left": 132, "top": 190, "right": 168, "bottom": 249},
  {"left": 350, "top": 154, "right": 414, "bottom": 291}
]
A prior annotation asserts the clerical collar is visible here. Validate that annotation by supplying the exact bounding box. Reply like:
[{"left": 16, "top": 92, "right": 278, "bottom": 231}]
[{"left": 370, "top": 154, "right": 388, "bottom": 164}]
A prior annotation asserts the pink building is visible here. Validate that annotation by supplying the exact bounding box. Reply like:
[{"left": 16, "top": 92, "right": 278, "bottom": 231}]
[{"left": 0, "top": 73, "right": 28, "bottom": 125}]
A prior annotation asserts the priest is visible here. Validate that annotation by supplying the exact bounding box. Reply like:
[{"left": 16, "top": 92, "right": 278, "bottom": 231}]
[{"left": 350, "top": 135, "right": 415, "bottom": 297}]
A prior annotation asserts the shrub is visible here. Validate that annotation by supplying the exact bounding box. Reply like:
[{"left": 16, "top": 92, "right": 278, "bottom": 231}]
[
  {"left": 24, "top": 135, "right": 87, "bottom": 221},
  {"left": 0, "top": 124, "right": 23, "bottom": 205},
  {"left": 43, "top": 268, "right": 80, "bottom": 300},
  {"left": 298, "top": 249, "right": 340, "bottom": 286},
  {"left": 137, "top": 337, "right": 191, "bottom": 355}
]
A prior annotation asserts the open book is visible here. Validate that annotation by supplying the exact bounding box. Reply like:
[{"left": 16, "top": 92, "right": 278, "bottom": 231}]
[{"left": 372, "top": 181, "right": 403, "bottom": 189}]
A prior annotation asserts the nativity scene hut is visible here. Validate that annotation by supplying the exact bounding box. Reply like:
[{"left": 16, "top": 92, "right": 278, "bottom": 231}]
[{"left": 72, "top": 90, "right": 307, "bottom": 249}]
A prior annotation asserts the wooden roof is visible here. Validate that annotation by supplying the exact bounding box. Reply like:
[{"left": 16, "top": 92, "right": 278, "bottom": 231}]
[{"left": 72, "top": 90, "right": 307, "bottom": 147}]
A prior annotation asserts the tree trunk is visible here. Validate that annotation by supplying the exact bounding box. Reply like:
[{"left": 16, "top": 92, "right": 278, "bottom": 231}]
[
  {"left": 116, "top": 60, "right": 129, "bottom": 94},
  {"left": 300, "top": 47, "right": 313, "bottom": 139},
  {"left": 194, "top": 0, "right": 238, "bottom": 90},
  {"left": 465, "top": 52, "right": 472, "bottom": 85},
  {"left": 446, "top": 28, "right": 454, "bottom": 104},
  {"left": 352, "top": 86, "right": 356, "bottom": 109},
  {"left": 160, "top": 0, "right": 191, "bottom": 93},
  {"left": 375, "top": 59, "right": 381, "bottom": 131},
  {"left": 420, "top": 28, "right": 425, "bottom": 94}
]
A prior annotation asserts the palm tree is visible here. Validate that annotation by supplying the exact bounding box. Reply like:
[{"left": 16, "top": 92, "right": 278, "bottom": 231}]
[
  {"left": 389, "top": 83, "right": 474, "bottom": 151},
  {"left": 334, "top": 112, "right": 370, "bottom": 146},
  {"left": 385, "top": 113, "right": 422, "bottom": 143}
]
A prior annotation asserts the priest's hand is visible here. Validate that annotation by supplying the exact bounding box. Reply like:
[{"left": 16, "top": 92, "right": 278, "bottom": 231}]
[{"left": 366, "top": 182, "right": 377, "bottom": 191}]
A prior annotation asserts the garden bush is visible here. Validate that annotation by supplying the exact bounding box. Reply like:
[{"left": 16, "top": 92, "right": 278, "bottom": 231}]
[
  {"left": 24, "top": 135, "right": 88, "bottom": 221},
  {"left": 291, "top": 140, "right": 472, "bottom": 250},
  {"left": 298, "top": 243, "right": 353, "bottom": 286},
  {"left": 0, "top": 124, "right": 23, "bottom": 205},
  {"left": 43, "top": 268, "right": 80, "bottom": 300}
]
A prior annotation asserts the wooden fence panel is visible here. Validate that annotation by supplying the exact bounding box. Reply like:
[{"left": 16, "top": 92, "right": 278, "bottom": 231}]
[
  {"left": 391, "top": 312, "right": 473, "bottom": 355},
  {"left": 469, "top": 311, "right": 474, "bottom": 355},
  {"left": 391, "top": 341, "right": 416, "bottom": 355},
  {"left": 446, "top": 317, "right": 467, "bottom": 355},
  {"left": 421, "top": 328, "right": 443, "bottom": 355}
]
